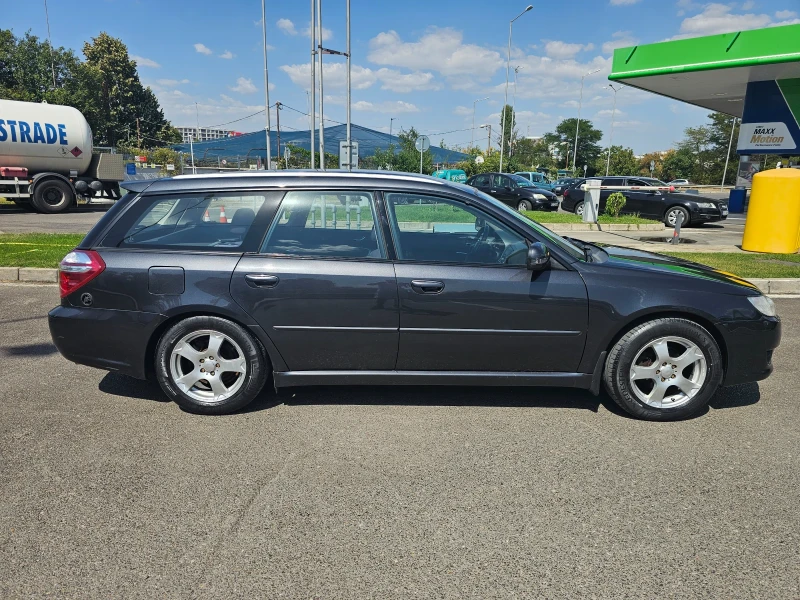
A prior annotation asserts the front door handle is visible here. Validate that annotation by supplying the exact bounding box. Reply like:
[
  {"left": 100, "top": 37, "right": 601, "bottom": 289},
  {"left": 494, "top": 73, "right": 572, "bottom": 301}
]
[
  {"left": 245, "top": 274, "right": 280, "bottom": 288},
  {"left": 411, "top": 280, "right": 445, "bottom": 294}
]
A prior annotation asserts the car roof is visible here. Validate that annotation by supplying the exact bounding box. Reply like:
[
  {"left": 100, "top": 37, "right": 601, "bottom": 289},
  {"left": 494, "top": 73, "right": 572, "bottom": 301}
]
[{"left": 121, "top": 169, "right": 465, "bottom": 194}]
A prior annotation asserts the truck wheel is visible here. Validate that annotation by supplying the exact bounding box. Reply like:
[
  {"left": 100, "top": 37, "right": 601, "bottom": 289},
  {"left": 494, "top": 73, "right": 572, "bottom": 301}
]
[{"left": 32, "top": 179, "right": 74, "bottom": 214}]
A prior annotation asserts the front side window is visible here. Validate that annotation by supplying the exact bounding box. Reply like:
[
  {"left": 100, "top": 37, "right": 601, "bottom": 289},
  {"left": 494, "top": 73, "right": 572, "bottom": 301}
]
[
  {"left": 121, "top": 193, "right": 265, "bottom": 248},
  {"left": 385, "top": 193, "right": 528, "bottom": 266},
  {"left": 261, "top": 190, "right": 385, "bottom": 259}
]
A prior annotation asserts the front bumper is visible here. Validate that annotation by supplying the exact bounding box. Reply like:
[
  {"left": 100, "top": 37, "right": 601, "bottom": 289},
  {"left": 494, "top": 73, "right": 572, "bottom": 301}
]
[
  {"left": 49, "top": 305, "right": 165, "bottom": 380},
  {"left": 719, "top": 315, "right": 781, "bottom": 386},
  {"left": 691, "top": 203, "right": 728, "bottom": 223}
]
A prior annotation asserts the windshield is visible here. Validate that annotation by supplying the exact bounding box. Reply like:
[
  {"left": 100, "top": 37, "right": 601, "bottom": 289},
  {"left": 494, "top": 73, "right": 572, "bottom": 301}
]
[
  {"left": 466, "top": 186, "right": 585, "bottom": 260},
  {"left": 510, "top": 174, "right": 535, "bottom": 187},
  {"left": 642, "top": 177, "right": 668, "bottom": 186}
]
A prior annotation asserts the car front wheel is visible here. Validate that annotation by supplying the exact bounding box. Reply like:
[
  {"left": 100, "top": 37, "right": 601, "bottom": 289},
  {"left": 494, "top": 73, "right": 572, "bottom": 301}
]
[
  {"left": 603, "top": 318, "right": 723, "bottom": 420},
  {"left": 155, "top": 316, "right": 269, "bottom": 414},
  {"left": 665, "top": 206, "right": 690, "bottom": 228},
  {"left": 517, "top": 199, "right": 533, "bottom": 211}
]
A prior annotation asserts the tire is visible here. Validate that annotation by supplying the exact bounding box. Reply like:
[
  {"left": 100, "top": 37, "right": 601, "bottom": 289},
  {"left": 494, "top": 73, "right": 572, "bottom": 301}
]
[
  {"left": 32, "top": 179, "right": 74, "bottom": 214},
  {"left": 664, "top": 205, "right": 690, "bottom": 228},
  {"left": 517, "top": 199, "right": 533, "bottom": 211},
  {"left": 603, "top": 318, "right": 723, "bottom": 421},
  {"left": 155, "top": 316, "right": 269, "bottom": 415},
  {"left": 575, "top": 201, "right": 585, "bottom": 217}
]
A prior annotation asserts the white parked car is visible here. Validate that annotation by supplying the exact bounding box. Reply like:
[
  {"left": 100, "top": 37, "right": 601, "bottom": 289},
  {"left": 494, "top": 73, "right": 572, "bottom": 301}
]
[{"left": 668, "top": 179, "right": 691, "bottom": 186}]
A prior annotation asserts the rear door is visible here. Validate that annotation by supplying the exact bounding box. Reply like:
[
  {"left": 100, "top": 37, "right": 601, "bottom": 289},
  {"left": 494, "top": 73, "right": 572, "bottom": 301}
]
[
  {"left": 229, "top": 189, "right": 399, "bottom": 371},
  {"left": 470, "top": 173, "right": 492, "bottom": 195}
]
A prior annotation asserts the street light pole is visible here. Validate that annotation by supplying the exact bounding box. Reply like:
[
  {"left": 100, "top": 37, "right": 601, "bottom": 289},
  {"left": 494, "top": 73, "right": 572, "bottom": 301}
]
[
  {"left": 310, "top": 0, "right": 316, "bottom": 169},
  {"left": 390, "top": 117, "right": 396, "bottom": 143},
  {"left": 604, "top": 83, "right": 621, "bottom": 176},
  {"left": 481, "top": 124, "right": 492, "bottom": 154},
  {"left": 345, "top": 0, "right": 351, "bottom": 171},
  {"left": 317, "top": 0, "right": 325, "bottom": 170},
  {"left": 499, "top": 5, "right": 532, "bottom": 174},
  {"left": 510, "top": 66, "right": 522, "bottom": 160},
  {"left": 721, "top": 116, "right": 737, "bottom": 190},
  {"left": 572, "top": 67, "right": 600, "bottom": 175},
  {"left": 261, "top": 0, "right": 272, "bottom": 170},
  {"left": 471, "top": 97, "right": 488, "bottom": 150}
]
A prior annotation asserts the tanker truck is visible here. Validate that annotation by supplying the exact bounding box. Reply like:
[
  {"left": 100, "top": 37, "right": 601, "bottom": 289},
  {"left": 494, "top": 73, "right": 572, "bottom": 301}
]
[{"left": 0, "top": 99, "right": 126, "bottom": 214}]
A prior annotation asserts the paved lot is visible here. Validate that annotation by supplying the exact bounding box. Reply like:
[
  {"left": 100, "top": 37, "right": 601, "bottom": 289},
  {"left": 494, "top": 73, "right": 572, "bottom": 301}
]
[
  {"left": 0, "top": 204, "right": 110, "bottom": 234},
  {"left": 1, "top": 284, "right": 799, "bottom": 598}
]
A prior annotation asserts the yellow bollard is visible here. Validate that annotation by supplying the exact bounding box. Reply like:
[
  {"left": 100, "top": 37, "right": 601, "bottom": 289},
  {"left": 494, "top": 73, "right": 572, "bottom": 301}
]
[{"left": 741, "top": 168, "right": 800, "bottom": 254}]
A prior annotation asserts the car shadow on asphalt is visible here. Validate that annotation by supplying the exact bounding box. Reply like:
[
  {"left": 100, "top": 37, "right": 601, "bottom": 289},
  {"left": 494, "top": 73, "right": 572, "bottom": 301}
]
[
  {"left": 2, "top": 342, "right": 58, "bottom": 357},
  {"left": 97, "top": 373, "right": 761, "bottom": 417}
]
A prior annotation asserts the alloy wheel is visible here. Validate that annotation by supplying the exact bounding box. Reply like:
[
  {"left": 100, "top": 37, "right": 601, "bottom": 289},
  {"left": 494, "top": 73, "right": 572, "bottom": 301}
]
[
  {"left": 169, "top": 329, "right": 247, "bottom": 404},
  {"left": 629, "top": 336, "right": 707, "bottom": 408}
]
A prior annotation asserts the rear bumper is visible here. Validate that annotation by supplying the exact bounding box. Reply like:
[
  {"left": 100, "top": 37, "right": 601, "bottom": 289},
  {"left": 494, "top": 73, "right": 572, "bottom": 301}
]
[
  {"left": 719, "top": 316, "right": 781, "bottom": 386},
  {"left": 48, "top": 305, "right": 165, "bottom": 380}
]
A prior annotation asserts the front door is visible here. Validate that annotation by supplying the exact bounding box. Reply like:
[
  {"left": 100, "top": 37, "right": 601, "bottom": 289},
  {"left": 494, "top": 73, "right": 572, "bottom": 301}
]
[
  {"left": 384, "top": 192, "right": 589, "bottom": 373},
  {"left": 490, "top": 174, "right": 519, "bottom": 206},
  {"left": 230, "top": 190, "right": 399, "bottom": 371},
  {"left": 624, "top": 178, "right": 662, "bottom": 219}
]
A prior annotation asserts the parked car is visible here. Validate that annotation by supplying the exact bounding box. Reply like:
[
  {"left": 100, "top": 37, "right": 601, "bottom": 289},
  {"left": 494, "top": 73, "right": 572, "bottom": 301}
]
[
  {"left": 514, "top": 171, "right": 555, "bottom": 191},
  {"left": 668, "top": 179, "right": 691, "bottom": 186},
  {"left": 553, "top": 177, "right": 579, "bottom": 196},
  {"left": 49, "top": 171, "right": 779, "bottom": 421},
  {"left": 561, "top": 176, "right": 728, "bottom": 226},
  {"left": 466, "top": 172, "right": 559, "bottom": 211}
]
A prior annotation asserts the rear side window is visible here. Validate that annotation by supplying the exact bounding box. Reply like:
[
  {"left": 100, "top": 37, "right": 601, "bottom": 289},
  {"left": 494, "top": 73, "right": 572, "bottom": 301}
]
[
  {"left": 260, "top": 191, "right": 385, "bottom": 260},
  {"left": 120, "top": 193, "right": 266, "bottom": 249},
  {"left": 472, "top": 174, "right": 489, "bottom": 187}
]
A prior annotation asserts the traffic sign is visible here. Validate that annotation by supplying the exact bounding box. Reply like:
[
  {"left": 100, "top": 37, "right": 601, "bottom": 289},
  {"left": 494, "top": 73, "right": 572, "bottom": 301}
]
[{"left": 415, "top": 135, "right": 431, "bottom": 152}]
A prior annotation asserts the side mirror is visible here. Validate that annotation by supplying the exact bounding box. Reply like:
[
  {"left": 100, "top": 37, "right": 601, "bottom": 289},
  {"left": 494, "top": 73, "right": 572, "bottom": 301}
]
[{"left": 527, "top": 242, "right": 550, "bottom": 271}]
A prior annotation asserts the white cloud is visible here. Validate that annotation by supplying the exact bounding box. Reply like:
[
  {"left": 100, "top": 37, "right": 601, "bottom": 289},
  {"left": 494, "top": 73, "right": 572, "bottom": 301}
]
[
  {"left": 602, "top": 31, "right": 637, "bottom": 55},
  {"left": 302, "top": 24, "right": 333, "bottom": 41},
  {"left": 544, "top": 41, "right": 594, "bottom": 59},
  {"left": 674, "top": 3, "right": 799, "bottom": 38},
  {"left": 131, "top": 55, "right": 160, "bottom": 68},
  {"left": 453, "top": 106, "right": 472, "bottom": 117},
  {"left": 610, "top": 0, "right": 640, "bottom": 4},
  {"left": 368, "top": 28, "right": 503, "bottom": 81},
  {"left": 595, "top": 108, "right": 625, "bottom": 118},
  {"left": 741, "top": 1, "right": 755, "bottom": 9},
  {"left": 194, "top": 43, "right": 213, "bottom": 55},
  {"left": 277, "top": 18, "right": 297, "bottom": 35},
  {"left": 280, "top": 62, "right": 377, "bottom": 90},
  {"left": 375, "top": 68, "right": 439, "bottom": 93},
  {"left": 776, "top": 9, "right": 797, "bottom": 19},
  {"left": 230, "top": 77, "right": 257, "bottom": 94},
  {"left": 353, "top": 100, "right": 420, "bottom": 114},
  {"left": 219, "top": 50, "right": 235, "bottom": 59},
  {"left": 156, "top": 78, "right": 190, "bottom": 86}
]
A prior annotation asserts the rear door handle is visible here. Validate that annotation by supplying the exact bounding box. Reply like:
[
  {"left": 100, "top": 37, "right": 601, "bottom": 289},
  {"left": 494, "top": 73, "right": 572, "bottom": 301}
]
[
  {"left": 410, "top": 280, "right": 445, "bottom": 294},
  {"left": 245, "top": 274, "right": 280, "bottom": 288}
]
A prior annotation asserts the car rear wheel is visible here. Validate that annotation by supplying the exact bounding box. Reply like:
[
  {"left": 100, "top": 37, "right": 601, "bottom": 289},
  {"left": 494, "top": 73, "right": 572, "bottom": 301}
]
[
  {"left": 603, "top": 318, "right": 723, "bottom": 420},
  {"left": 155, "top": 316, "right": 269, "bottom": 414},
  {"left": 517, "top": 199, "right": 533, "bottom": 211},
  {"left": 665, "top": 206, "right": 690, "bottom": 228},
  {"left": 575, "top": 202, "right": 585, "bottom": 217}
]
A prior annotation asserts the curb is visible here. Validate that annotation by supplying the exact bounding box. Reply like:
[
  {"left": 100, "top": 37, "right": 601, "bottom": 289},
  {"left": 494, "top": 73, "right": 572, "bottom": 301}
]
[
  {"left": 746, "top": 279, "right": 800, "bottom": 294},
  {"left": 545, "top": 223, "right": 665, "bottom": 232},
  {"left": 0, "top": 267, "right": 58, "bottom": 283}
]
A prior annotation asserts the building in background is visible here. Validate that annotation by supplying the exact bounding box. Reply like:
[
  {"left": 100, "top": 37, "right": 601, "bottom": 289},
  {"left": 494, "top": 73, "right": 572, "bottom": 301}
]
[{"left": 177, "top": 127, "right": 243, "bottom": 143}]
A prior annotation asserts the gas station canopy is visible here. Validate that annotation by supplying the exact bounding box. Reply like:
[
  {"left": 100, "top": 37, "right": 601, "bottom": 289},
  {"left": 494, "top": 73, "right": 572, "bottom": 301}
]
[{"left": 609, "top": 23, "right": 800, "bottom": 119}]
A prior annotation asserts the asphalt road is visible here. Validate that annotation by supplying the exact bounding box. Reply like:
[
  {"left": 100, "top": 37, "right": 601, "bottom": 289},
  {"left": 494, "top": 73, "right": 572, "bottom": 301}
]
[{"left": 1, "top": 284, "right": 799, "bottom": 598}]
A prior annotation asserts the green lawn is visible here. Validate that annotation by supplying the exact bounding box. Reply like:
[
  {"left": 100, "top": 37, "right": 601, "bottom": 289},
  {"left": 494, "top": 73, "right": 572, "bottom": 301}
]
[
  {"left": 662, "top": 252, "right": 800, "bottom": 279},
  {"left": 0, "top": 233, "right": 83, "bottom": 268},
  {"left": 523, "top": 211, "right": 659, "bottom": 225}
]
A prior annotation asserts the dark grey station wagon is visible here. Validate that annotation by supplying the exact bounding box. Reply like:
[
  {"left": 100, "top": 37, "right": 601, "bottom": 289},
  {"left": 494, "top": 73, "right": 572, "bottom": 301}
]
[{"left": 49, "top": 171, "right": 780, "bottom": 420}]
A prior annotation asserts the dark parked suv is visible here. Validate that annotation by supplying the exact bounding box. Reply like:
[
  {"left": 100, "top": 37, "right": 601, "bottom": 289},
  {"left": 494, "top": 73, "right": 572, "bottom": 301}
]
[
  {"left": 466, "top": 173, "right": 559, "bottom": 212},
  {"left": 49, "top": 171, "right": 780, "bottom": 420},
  {"left": 561, "top": 176, "right": 729, "bottom": 226}
]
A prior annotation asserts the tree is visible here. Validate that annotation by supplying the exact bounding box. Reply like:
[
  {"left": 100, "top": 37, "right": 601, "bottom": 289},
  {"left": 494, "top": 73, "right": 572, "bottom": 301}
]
[
  {"left": 544, "top": 118, "right": 603, "bottom": 175},
  {"left": 369, "top": 127, "right": 433, "bottom": 173},
  {"left": 637, "top": 151, "right": 666, "bottom": 179},
  {"left": 660, "top": 148, "right": 696, "bottom": 182},
  {"left": 512, "top": 138, "right": 558, "bottom": 173},
  {"left": 499, "top": 104, "right": 517, "bottom": 159},
  {"left": 594, "top": 146, "right": 638, "bottom": 176}
]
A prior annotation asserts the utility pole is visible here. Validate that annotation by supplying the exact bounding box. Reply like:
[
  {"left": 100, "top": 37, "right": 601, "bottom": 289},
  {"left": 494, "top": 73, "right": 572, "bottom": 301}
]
[
  {"left": 43, "top": 0, "right": 57, "bottom": 88},
  {"left": 310, "top": 0, "right": 316, "bottom": 169},
  {"left": 481, "top": 124, "right": 492, "bottom": 154},
  {"left": 261, "top": 0, "right": 272, "bottom": 170},
  {"left": 604, "top": 84, "right": 621, "bottom": 176},
  {"left": 136, "top": 117, "right": 141, "bottom": 148},
  {"left": 346, "top": 0, "right": 351, "bottom": 171},
  {"left": 275, "top": 102, "right": 282, "bottom": 168},
  {"left": 317, "top": 0, "right": 325, "bottom": 169},
  {"left": 510, "top": 66, "right": 522, "bottom": 160}
]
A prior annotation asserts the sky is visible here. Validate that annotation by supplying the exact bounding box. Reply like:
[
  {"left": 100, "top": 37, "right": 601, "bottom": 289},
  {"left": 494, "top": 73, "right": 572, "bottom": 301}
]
[{"left": 6, "top": 0, "right": 800, "bottom": 154}]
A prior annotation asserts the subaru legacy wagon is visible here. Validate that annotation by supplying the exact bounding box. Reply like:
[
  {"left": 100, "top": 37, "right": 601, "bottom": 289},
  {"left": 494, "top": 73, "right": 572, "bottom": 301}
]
[{"left": 49, "top": 171, "right": 780, "bottom": 421}]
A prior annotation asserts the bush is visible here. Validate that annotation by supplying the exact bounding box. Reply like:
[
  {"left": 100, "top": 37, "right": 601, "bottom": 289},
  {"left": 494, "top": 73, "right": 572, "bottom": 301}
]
[{"left": 605, "top": 192, "right": 626, "bottom": 217}]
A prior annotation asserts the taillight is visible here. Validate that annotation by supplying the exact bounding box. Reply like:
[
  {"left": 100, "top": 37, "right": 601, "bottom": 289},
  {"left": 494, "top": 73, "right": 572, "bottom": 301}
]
[
  {"left": 564, "top": 188, "right": 570, "bottom": 198},
  {"left": 59, "top": 250, "right": 105, "bottom": 298}
]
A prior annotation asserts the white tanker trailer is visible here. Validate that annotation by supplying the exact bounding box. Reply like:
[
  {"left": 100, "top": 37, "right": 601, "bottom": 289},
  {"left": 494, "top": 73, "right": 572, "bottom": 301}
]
[{"left": 0, "top": 99, "right": 126, "bottom": 214}]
